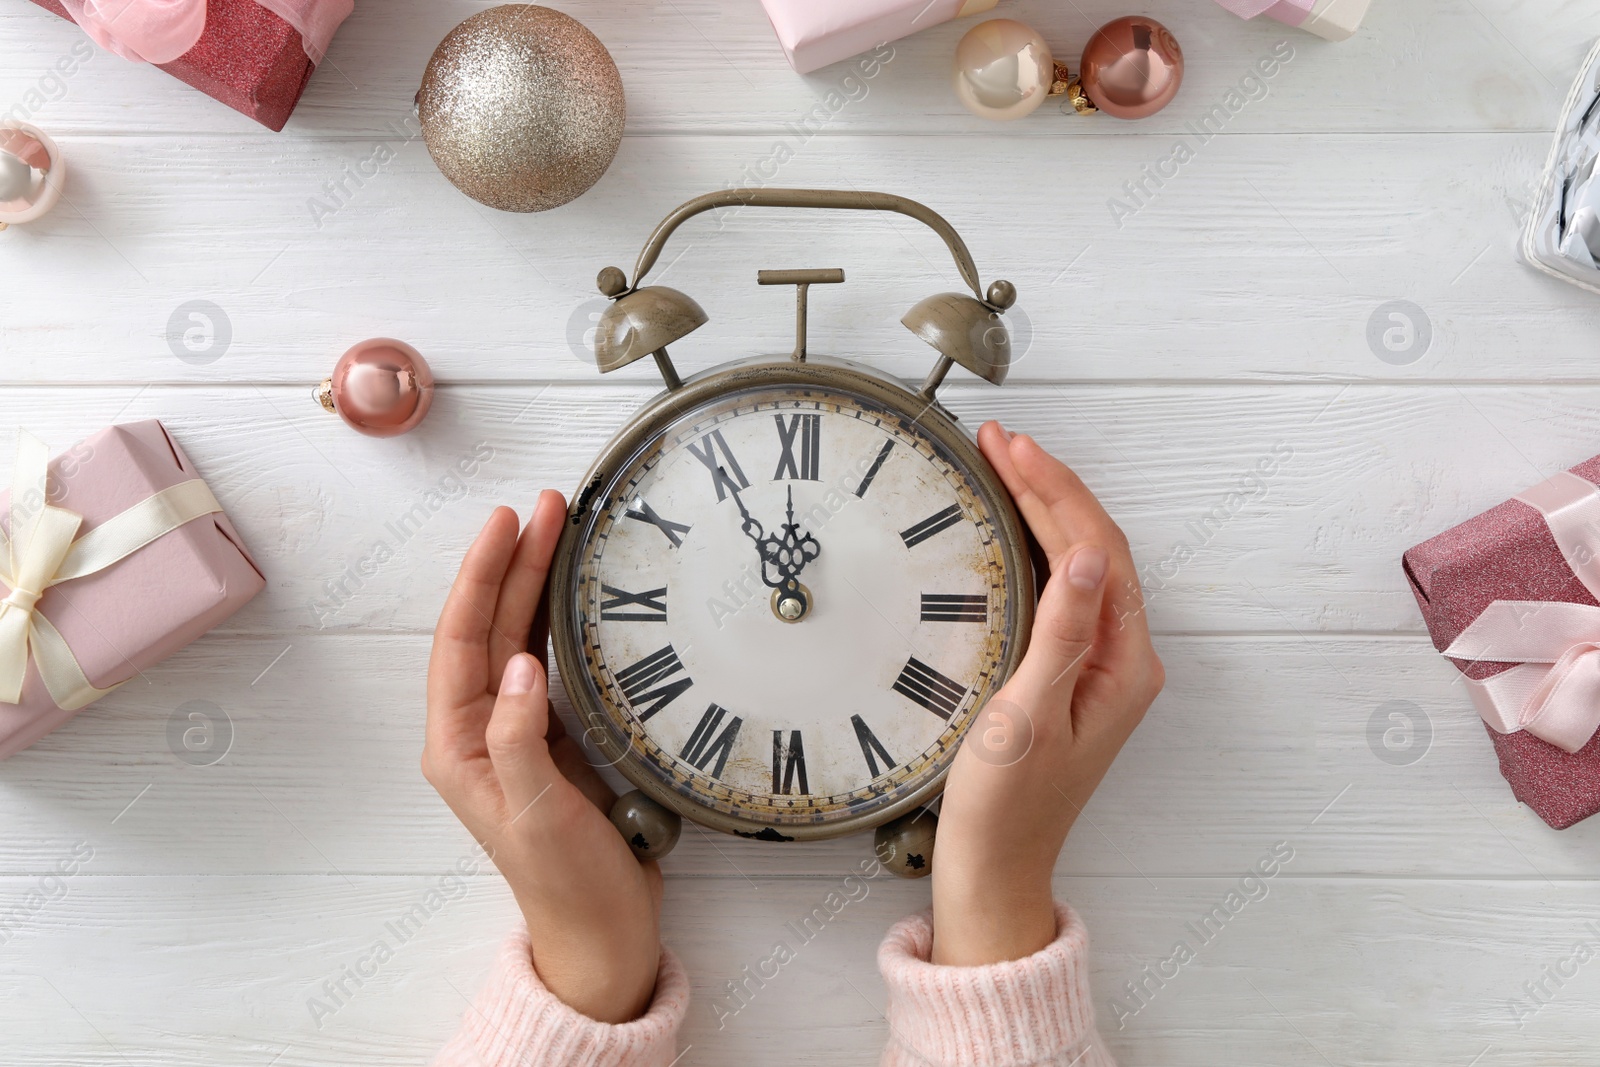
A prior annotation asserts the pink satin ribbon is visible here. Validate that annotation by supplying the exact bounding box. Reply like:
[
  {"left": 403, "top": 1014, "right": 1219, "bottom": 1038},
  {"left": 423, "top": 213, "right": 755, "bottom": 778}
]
[
  {"left": 1443, "top": 471, "right": 1600, "bottom": 754},
  {"left": 55, "top": 0, "right": 350, "bottom": 66},
  {"left": 1213, "top": 0, "right": 1315, "bottom": 28}
]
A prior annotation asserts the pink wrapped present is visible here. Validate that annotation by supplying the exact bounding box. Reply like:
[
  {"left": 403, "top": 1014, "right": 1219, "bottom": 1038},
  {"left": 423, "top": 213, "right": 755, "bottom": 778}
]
[
  {"left": 28, "top": 0, "right": 352, "bottom": 131},
  {"left": 0, "top": 421, "right": 264, "bottom": 760},
  {"left": 761, "top": 0, "right": 998, "bottom": 74},
  {"left": 1403, "top": 457, "right": 1600, "bottom": 829},
  {"left": 1213, "top": 0, "right": 1373, "bottom": 42}
]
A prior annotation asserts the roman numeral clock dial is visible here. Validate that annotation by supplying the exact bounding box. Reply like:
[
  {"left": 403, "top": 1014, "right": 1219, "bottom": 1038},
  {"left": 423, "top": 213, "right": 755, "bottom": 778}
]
[{"left": 560, "top": 386, "right": 1025, "bottom": 838}]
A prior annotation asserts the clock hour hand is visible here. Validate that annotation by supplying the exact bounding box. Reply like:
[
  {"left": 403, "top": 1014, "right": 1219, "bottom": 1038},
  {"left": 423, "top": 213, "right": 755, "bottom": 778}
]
[{"left": 727, "top": 476, "right": 768, "bottom": 549}]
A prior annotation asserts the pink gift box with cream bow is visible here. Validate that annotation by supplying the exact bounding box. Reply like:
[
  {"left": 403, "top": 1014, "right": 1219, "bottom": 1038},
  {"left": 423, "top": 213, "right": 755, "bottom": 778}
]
[
  {"left": 760, "top": 0, "right": 998, "bottom": 74},
  {"left": 0, "top": 422, "right": 264, "bottom": 760},
  {"left": 1214, "top": 0, "right": 1373, "bottom": 42},
  {"left": 1404, "top": 456, "right": 1600, "bottom": 829}
]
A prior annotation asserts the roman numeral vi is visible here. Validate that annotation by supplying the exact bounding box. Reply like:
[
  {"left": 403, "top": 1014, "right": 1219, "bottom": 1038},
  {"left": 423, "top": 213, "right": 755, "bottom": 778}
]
[{"left": 771, "top": 730, "right": 809, "bottom": 795}]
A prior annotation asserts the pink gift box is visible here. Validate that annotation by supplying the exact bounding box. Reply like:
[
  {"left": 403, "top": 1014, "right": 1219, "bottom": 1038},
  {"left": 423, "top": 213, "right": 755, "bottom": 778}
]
[
  {"left": 0, "top": 421, "right": 264, "bottom": 760},
  {"left": 1403, "top": 455, "right": 1600, "bottom": 829},
  {"left": 760, "top": 0, "right": 998, "bottom": 74}
]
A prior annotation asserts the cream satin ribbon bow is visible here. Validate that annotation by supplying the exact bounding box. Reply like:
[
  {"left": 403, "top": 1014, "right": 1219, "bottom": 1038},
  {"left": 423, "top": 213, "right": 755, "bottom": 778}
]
[
  {"left": 1443, "top": 471, "right": 1600, "bottom": 754},
  {"left": 0, "top": 432, "right": 223, "bottom": 712}
]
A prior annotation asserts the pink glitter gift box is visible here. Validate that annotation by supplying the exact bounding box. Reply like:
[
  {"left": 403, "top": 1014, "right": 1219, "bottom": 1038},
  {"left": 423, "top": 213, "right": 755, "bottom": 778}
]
[
  {"left": 0, "top": 421, "right": 264, "bottom": 760},
  {"left": 760, "top": 0, "right": 998, "bottom": 74},
  {"left": 28, "top": 0, "right": 350, "bottom": 131},
  {"left": 1403, "top": 456, "right": 1600, "bottom": 829}
]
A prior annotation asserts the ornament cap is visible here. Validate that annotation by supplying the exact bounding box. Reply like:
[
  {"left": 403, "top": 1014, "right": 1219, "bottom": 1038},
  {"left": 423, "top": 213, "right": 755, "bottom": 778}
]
[
  {"left": 314, "top": 379, "right": 336, "bottom": 413},
  {"left": 1064, "top": 77, "right": 1098, "bottom": 115},
  {"left": 1048, "top": 61, "right": 1073, "bottom": 97}
]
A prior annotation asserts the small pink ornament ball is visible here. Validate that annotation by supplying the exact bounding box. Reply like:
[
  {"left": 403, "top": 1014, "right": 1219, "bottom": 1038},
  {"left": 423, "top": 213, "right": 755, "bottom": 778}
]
[
  {"left": 314, "top": 339, "right": 435, "bottom": 437},
  {"left": 0, "top": 122, "right": 65, "bottom": 231},
  {"left": 1079, "top": 16, "right": 1184, "bottom": 120}
]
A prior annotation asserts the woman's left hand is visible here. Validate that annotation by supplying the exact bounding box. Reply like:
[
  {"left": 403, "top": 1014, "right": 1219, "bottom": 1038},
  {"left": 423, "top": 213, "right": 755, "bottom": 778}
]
[{"left": 424, "top": 491, "right": 663, "bottom": 1023}]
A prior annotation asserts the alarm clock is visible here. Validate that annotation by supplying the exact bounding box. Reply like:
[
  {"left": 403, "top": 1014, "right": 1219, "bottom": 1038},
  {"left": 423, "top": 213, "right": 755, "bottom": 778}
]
[{"left": 550, "top": 189, "right": 1034, "bottom": 878}]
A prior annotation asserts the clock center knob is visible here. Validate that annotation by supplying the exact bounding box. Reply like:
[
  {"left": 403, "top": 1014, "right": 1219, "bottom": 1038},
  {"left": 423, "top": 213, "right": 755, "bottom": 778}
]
[{"left": 772, "top": 580, "right": 812, "bottom": 623}]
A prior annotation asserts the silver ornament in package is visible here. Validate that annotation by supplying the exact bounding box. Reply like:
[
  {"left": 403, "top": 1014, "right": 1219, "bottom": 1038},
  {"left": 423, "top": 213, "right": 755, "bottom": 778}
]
[{"left": 1523, "top": 38, "right": 1600, "bottom": 294}]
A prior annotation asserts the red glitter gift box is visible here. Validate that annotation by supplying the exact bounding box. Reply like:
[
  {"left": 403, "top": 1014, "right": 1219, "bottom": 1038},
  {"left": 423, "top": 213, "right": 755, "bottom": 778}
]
[
  {"left": 1403, "top": 456, "right": 1600, "bottom": 830},
  {"left": 28, "top": 0, "right": 341, "bottom": 131}
]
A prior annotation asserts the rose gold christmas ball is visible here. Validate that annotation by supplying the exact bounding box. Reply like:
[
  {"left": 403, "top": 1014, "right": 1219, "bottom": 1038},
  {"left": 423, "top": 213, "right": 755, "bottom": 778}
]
[
  {"left": 318, "top": 339, "right": 435, "bottom": 437},
  {"left": 1080, "top": 16, "right": 1183, "bottom": 120}
]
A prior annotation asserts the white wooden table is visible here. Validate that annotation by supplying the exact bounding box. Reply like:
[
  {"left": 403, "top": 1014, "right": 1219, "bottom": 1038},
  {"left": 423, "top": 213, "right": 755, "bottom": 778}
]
[{"left": 4, "top": 1, "right": 1600, "bottom": 1063}]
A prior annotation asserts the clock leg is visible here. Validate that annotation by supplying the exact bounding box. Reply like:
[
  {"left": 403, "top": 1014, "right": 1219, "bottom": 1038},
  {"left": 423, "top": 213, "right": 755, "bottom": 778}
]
[
  {"left": 873, "top": 807, "right": 938, "bottom": 879},
  {"left": 609, "top": 790, "right": 683, "bottom": 862}
]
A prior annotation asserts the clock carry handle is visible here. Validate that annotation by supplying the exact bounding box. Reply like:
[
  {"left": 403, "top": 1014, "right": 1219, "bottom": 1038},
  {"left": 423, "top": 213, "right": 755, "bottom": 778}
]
[
  {"left": 594, "top": 189, "right": 1018, "bottom": 396},
  {"left": 623, "top": 188, "right": 989, "bottom": 299}
]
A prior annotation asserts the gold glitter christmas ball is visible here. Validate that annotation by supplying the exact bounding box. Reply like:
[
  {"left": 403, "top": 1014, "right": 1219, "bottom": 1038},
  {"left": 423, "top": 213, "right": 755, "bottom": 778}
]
[{"left": 418, "top": 5, "right": 625, "bottom": 213}]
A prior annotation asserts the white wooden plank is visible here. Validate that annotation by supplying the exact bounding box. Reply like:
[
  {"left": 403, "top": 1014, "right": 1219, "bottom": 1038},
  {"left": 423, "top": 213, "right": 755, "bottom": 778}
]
[
  {"left": 4, "top": 132, "right": 1599, "bottom": 385},
  {"left": 0, "top": 0, "right": 1585, "bottom": 138},
  {"left": 1, "top": 874, "right": 1596, "bottom": 1065},
  {"left": 0, "top": 382, "right": 1593, "bottom": 635},
  {"left": 4, "top": 634, "right": 1598, "bottom": 879}
]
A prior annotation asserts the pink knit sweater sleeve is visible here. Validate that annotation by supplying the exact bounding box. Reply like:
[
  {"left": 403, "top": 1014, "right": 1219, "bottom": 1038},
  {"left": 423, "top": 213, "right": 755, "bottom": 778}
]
[
  {"left": 431, "top": 926, "right": 689, "bottom": 1067},
  {"left": 877, "top": 902, "right": 1116, "bottom": 1067},
  {"left": 436, "top": 902, "right": 1108, "bottom": 1067}
]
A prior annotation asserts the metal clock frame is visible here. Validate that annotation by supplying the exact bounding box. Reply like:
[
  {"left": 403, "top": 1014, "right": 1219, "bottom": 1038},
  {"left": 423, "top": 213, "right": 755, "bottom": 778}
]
[{"left": 549, "top": 189, "right": 1036, "bottom": 843}]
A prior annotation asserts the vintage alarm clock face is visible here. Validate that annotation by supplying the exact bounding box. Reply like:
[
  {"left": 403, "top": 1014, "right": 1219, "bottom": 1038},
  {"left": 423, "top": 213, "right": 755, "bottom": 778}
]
[{"left": 552, "top": 360, "right": 1033, "bottom": 840}]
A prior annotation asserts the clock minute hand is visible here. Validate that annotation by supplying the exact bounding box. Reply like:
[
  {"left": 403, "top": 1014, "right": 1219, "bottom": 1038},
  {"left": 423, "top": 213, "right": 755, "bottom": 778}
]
[
  {"left": 729, "top": 484, "right": 820, "bottom": 591},
  {"left": 755, "top": 485, "right": 821, "bottom": 591},
  {"left": 775, "top": 486, "right": 821, "bottom": 579}
]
